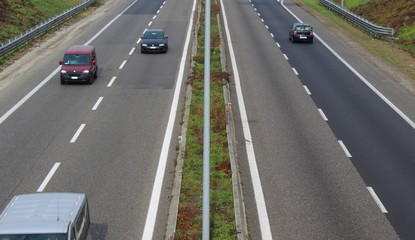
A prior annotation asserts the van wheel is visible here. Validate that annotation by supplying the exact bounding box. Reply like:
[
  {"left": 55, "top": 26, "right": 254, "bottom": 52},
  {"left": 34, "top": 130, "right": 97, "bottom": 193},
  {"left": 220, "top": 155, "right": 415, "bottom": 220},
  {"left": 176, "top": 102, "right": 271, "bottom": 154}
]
[{"left": 61, "top": 80, "right": 65, "bottom": 85}]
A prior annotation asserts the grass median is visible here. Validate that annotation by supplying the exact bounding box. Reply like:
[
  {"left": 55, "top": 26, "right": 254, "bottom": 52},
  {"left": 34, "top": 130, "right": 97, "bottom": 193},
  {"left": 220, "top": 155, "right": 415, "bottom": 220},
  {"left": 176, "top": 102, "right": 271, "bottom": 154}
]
[{"left": 175, "top": 1, "right": 236, "bottom": 239}]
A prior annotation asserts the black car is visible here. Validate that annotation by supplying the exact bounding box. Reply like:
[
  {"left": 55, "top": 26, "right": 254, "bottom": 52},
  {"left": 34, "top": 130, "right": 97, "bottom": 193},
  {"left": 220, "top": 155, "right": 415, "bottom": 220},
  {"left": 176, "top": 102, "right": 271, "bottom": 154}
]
[
  {"left": 140, "top": 29, "right": 168, "bottom": 53},
  {"left": 289, "top": 23, "right": 314, "bottom": 43}
]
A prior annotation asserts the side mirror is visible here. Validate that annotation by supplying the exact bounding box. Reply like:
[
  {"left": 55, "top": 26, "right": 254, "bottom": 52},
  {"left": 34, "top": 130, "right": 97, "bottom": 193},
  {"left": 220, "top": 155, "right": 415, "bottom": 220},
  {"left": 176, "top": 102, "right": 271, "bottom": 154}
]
[
  {"left": 59, "top": 60, "right": 63, "bottom": 65},
  {"left": 92, "top": 60, "right": 97, "bottom": 65}
]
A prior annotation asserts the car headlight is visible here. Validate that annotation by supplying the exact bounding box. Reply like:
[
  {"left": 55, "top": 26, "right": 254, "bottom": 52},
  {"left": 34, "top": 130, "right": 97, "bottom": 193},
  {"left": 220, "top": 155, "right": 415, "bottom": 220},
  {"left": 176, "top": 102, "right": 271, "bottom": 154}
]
[
  {"left": 159, "top": 44, "right": 165, "bottom": 46},
  {"left": 61, "top": 70, "right": 67, "bottom": 74},
  {"left": 142, "top": 44, "right": 148, "bottom": 46},
  {"left": 83, "top": 70, "right": 90, "bottom": 74}
]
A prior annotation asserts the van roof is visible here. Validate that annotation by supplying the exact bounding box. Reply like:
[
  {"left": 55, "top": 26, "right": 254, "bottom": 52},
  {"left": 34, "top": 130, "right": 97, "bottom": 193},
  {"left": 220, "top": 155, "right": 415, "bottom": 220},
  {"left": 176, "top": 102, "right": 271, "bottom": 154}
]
[
  {"left": 65, "top": 45, "right": 94, "bottom": 54},
  {"left": 0, "top": 193, "right": 86, "bottom": 235}
]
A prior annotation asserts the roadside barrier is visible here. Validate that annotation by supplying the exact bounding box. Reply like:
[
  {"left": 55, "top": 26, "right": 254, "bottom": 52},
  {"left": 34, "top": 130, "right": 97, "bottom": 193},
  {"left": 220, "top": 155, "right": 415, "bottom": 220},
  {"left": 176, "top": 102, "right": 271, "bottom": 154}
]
[
  {"left": 0, "top": 0, "right": 97, "bottom": 57},
  {"left": 319, "top": 0, "right": 395, "bottom": 38}
]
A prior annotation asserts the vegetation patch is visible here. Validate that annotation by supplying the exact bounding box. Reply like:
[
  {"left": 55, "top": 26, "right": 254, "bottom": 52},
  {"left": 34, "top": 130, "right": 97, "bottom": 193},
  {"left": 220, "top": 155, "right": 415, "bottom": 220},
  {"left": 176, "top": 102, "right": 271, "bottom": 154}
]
[
  {"left": 0, "top": 0, "right": 84, "bottom": 42},
  {"left": 175, "top": 1, "right": 236, "bottom": 239}
]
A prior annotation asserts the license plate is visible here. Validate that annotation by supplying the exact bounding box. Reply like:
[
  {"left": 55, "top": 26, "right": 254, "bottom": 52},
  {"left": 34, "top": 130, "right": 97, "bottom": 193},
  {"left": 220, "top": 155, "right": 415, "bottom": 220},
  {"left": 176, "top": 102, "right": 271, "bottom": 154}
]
[
  {"left": 71, "top": 76, "right": 78, "bottom": 79},
  {"left": 300, "top": 36, "right": 307, "bottom": 39}
]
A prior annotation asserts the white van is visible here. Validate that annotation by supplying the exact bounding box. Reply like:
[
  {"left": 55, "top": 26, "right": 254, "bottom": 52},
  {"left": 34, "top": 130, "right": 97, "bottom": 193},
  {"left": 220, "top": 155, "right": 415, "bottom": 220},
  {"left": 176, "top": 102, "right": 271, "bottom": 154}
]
[{"left": 0, "top": 193, "right": 90, "bottom": 240}]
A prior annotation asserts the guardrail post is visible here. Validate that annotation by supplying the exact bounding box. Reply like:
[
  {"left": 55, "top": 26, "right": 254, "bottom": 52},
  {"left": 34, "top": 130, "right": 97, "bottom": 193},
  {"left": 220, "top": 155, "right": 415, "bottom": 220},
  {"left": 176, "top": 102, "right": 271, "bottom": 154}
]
[{"left": 202, "top": 0, "right": 211, "bottom": 238}]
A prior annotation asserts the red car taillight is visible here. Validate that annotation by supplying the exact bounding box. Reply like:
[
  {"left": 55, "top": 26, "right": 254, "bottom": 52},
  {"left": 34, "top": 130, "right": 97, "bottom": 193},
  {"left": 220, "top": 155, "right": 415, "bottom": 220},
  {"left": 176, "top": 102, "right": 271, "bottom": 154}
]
[
  {"left": 294, "top": 31, "right": 297, "bottom": 34},
  {"left": 310, "top": 31, "right": 313, "bottom": 35}
]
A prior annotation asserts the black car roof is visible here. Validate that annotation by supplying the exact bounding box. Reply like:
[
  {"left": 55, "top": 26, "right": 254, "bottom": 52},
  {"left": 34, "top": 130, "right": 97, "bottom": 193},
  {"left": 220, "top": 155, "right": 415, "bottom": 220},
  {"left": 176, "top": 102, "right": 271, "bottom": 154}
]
[{"left": 293, "top": 22, "right": 311, "bottom": 26}]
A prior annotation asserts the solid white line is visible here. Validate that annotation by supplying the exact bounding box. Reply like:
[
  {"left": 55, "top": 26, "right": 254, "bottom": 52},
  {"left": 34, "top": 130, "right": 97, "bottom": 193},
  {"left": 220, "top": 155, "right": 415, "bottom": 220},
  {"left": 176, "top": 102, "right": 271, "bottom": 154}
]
[
  {"left": 92, "top": 97, "right": 104, "bottom": 110},
  {"left": 70, "top": 124, "right": 86, "bottom": 143},
  {"left": 338, "top": 140, "right": 352, "bottom": 158},
  {"left": 37, "top": 162, "right": 61, "bottom": 192},
  {"left": 119, "top": 60, "right": 127, "bottom": 69},
  {"left": 107, "top": 76, "right": 117, "bottom": 87},
  {"left": 283, "top": 54, "right": 288, "bottom": 60},
  {"left": 220, "top": 0, "right": 273, "bottom": 238},
  {"left": 129, "top": 47, "right": 136, "bottom": 55},
  {"left": 85, "top": 0, "right": 139, "bottom": 45},
  {"left": 367, "top": 187, "right": 388, "bottom": 213},
  {"left": 303, "top": 85, "right": 311, "bottom": 95},
  {"left": 270, "top": 33, "right": 274, "bottom": 38},
  {"left": 141, "top": 0, "right": 197, "bottom": 238},
  {"left": 0, "top": 1, "right": 139, "bottom": 126},
  {"left": 0, "top": 68, "right": 60, "bottom": 125},
  {"left": 292, "top": 67, "right": 299, "bottom": 75},
  {"left": 318, "top": 108, "right": 328, "bottom": 121},
  {"left": 280, "top": 0, "right": 415, "bottom": 130}
]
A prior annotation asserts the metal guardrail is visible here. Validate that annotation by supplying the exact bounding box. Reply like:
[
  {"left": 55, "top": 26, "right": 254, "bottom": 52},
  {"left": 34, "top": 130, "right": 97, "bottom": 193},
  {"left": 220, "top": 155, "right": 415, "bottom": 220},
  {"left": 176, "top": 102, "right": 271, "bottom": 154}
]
[
  {"left": 0, "top": 0, "right": 97, "bottom": 57},
  {"left": 320, "top": 0, "right": 395, "bottom": 38}
]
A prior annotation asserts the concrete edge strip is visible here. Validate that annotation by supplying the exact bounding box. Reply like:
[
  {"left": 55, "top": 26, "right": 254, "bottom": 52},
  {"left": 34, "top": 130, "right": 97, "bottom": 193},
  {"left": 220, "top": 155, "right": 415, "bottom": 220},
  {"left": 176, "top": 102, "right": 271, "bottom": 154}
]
[
  {"left": 220, "top": 0, "right": 274, "bottom": 238},
  {"left": 164, "top": 1, "right": 201, "bottom": 239},
  {"left": 218, "top": 13, "right": 249, "bottom": 240}
]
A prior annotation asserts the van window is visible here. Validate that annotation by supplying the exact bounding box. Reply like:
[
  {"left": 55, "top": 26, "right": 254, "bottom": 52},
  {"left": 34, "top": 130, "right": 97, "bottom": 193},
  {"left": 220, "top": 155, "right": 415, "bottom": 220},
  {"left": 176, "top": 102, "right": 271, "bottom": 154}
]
[
  {"left": 71, "top": 227, "right": 76, "bottom": 240},
  {"left": 0, "top": 234, "right": 67, "bottom": 240},
  {"left": 75, "top": 204, "right": 86, "bottom": 234},
  {"left": 63, "top": 54, "right": 90, "bottom": 66}
]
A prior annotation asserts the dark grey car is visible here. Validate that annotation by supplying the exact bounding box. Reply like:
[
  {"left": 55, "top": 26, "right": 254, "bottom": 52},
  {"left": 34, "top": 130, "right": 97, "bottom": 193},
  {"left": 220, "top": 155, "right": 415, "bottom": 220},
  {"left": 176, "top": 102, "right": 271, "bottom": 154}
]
[
  {"left": 140, "top": 29, "right": 168, "bottom": 53},
  {"left": 289, "top": 23, "right": 314, "bottom": 43}
]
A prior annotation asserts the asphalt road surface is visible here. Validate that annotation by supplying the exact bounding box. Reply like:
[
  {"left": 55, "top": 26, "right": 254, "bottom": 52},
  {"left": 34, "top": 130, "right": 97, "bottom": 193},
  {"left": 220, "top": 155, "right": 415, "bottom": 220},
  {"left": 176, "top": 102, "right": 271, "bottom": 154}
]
[
  {"left": 0, "top": 0, "right": 195, "bottom": 239},
  {"left": 221, "top": 0, "right": 414, "bottom": 238}
]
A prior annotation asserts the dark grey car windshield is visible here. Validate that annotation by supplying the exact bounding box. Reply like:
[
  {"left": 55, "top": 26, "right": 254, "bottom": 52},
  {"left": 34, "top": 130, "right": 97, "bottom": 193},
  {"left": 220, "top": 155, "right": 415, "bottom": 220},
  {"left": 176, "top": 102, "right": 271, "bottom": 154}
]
[
  {"left": 63, "top": 54, "right": 90, "bottom": 65},
  {"left": 0, "top": 234, "right": 66, "bottom": 240},
  {"left": 143, "top": 31, "right": 164, "bottom": 39}
]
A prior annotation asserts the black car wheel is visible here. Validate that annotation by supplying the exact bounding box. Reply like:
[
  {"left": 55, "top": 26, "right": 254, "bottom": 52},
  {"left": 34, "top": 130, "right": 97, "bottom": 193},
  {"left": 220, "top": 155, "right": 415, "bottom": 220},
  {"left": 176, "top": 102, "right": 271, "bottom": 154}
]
[{"left": 87, "top": 75, "right": 93, "bottom": 84}]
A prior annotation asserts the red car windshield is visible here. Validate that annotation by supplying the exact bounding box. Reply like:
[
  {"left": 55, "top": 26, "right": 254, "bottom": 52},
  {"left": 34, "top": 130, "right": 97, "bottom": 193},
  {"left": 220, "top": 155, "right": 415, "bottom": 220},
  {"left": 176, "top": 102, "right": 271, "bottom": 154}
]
[{"left": 63, "top": 54, "right": 90, "bottom": 65}]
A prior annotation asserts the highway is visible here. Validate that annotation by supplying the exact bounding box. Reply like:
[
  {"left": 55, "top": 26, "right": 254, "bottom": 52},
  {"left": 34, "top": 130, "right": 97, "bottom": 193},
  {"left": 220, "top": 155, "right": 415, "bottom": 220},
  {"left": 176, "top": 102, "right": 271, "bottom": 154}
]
[
  {"left": 0, "top": 0, "right": 195, "bottom": 239},
  {"left": 221, "top": 0, "right": 414, "bottom": 239},
  {"left": 1, "top": 0, "right": 414, "bottom": 239}
]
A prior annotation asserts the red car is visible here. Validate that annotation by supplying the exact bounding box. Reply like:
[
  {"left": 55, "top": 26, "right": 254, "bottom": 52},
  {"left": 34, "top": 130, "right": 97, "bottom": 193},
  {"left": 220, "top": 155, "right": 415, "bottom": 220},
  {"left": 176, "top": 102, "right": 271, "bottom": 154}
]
[{"left": 59, "top": 45, "right": 98, "bottom": 84}]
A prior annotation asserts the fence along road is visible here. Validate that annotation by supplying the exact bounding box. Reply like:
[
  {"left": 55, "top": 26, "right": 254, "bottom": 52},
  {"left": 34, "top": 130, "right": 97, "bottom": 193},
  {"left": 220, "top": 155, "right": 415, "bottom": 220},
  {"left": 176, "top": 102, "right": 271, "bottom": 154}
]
[
  {"left": 319, "top": 0, "right": 395, "bottom": 38},
  {"left": 0, "top": 0, "right": 97, "bottom": 57}
]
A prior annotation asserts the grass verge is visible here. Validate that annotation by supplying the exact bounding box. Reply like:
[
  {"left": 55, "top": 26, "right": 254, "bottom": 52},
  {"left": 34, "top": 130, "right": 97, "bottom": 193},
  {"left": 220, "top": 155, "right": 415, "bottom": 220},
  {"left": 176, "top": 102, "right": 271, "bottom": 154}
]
[
  {"left": 0, "top": 0, "right": 85, "bottom": 42},
  {"left": 0, "top": 0, "right": 103, "bottom": 69},
  {"left": 175, "top": 0, "right": 236, "bottom": 239}
]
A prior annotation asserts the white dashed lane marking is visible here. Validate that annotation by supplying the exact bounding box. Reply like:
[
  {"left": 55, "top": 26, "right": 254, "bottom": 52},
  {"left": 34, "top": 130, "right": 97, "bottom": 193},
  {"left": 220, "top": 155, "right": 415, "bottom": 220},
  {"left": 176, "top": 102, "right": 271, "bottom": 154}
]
[
  {"left": 92, "top": 97, "right": 104, "bottom": 111},
  {"left": 70, "top": 124, "right": 86, "bottom": 143},
  {"left": 37, "top": 163, "right": 61, "bottom": 192}
]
